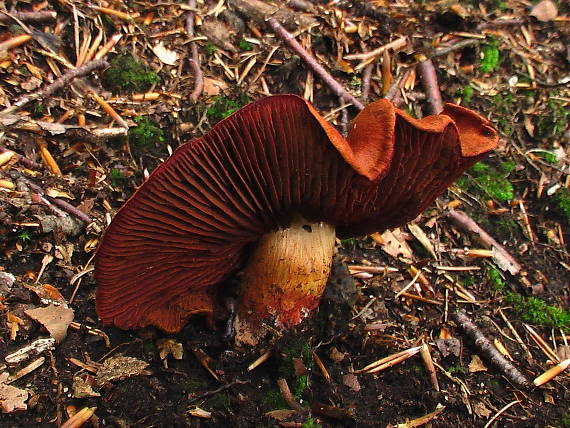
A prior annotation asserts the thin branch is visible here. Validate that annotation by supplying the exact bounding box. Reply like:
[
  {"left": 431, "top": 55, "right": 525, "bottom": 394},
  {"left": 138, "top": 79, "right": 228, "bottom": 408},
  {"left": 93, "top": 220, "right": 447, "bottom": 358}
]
[
  {"left": 417, "top": 59, "right": 443, "bottom": 115},
  {"left": 185, "top": 0, "right": 203, "bottom": 103},
  {"left": 447, "top": 209, "right": 522, "bottom": 275},
  {"left": 0, "top": 115, "right": 127, "bottom": 142},
  {"left": 361, "top": 63, "right": 374, "bottom": 102},
  {"left": 432, "top": 39, "right": 481, "bottom": 58},
  {"left": 1, "top": 59, "right": 109, "bottom": 116},
  {"left": 277, "top": 378, "right": 307, "bottom": 413},
  {"left": 0, "top": 145, "right": 43, "bottom": 170},
  {"left": 451, "top": 310, "right": 529, "bottom": 388},
  {"left": 344, "top": 36, "right": 407, "bottom": 61},
  {"left": 0, "top": 10, "right": 57, "bottom": 23},
  {"left": 267, "top": 18, "right": 364, "bottom": 111},
  {"left": 186, "top": 379, "right": 249, "bottom": 404},
  {"left": 477, "top": 18, "right": 526, "bottom": 31},
  {"left": 385, "top": 69, "right": 412, "bottom": 107},
  {"left": 25, "top": 180, "right": 92, "bottom": 224}
]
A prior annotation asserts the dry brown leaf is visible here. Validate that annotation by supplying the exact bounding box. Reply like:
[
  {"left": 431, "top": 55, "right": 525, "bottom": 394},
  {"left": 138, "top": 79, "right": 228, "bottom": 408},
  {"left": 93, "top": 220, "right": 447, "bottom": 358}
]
[
  {"left": 265, "top": 409, "right": 297, "bottom": 421},
  {"left": 24, "top": 283, "right": 67, "bottom": 306},
  {"left": 473, "top": 401, "right": 492, "bottom": 418},
  {"left": 435, "top": 338, "right": 461, "bottom": 357},
  {"left": 0, "top": 373, "right": 28, "bottom": 413},
  {"left": 203, "top": 76, "right": 228, "bottom": 96},
  {"left": 72, "top": 376, "right": 101, "bottom": 398},
  {"left": 375, "top": 228, "right": 414, "bottom": 260},
  {"left": 292, "top": 357, "right": 308, "bottom": 376},
  {"left": 96, "top": 355, "right": 149, "bottom": 387},
  {"left": 25, "top": 305, "right": 74, "bottom": 343},
  {"left": 45, "top": 188, "right": 75, "bottom": 199},
  {"left": 530, "top": 0, "right": 558, "bottom": 22},
  {"left": 329, "top": 347, "right": 346, "bottom": 363},
  {"left": 468, "top": 354, "right": 488, "bottom": 373},
  {"left": 342, "top": 373, "right": 361, "bottom": 392},
  {"left": 407, "top": 223, "right": 436, "bottom": 259}
]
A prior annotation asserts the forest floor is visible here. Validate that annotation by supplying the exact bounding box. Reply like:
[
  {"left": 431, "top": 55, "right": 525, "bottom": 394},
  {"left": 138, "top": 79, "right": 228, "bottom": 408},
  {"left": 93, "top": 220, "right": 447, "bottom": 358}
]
[{"left": 0, "top": 0, "right": 569, "bottom": 427}]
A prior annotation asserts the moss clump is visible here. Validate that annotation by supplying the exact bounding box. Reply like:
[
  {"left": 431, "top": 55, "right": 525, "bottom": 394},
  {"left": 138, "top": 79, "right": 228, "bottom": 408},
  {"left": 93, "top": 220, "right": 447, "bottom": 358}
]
[
  {"left": 490, "top": 93, "right": 516, "bottom": 135},
  {"left": 277, "top": 340, "right": 313, "bottom": 401},
  {"left": 239, "top": 38, "right": 253, "bottom": 51},
  {"left": 538, "top": 151, "right": 558, "bottom": 164},
  {"left": 553, "top": 188, "right": 570, "bottom": 224},
  {"left": 461, "top": 85, "right": 474, "bottom": 104},
  {"left": 535, "top": 97, "right": 569, "bottom": 139},
  {"left": 463, "top": 162, "right": 514, "bottom": 202},
  {"left": 18, "top": 230, "right": 32, "bottom": 242},
  {"left": 109, "top": 167, "right": 129, "bottom": 188},
  {"left": 349, "top": 76, "right": 362, "bottom": 90},
  {"left": 447, "top": 364, "right": 466, "bottom": 374},
  {"left": 205, "top": 42, "right": 217, "bottom": 56},
  {"left": 487, "top": 267, "right": 506, "bottom": 292},
  {"left": 264, "top": 389, "right": 288, "bottom": 409},
  {"left": 207, "top": 95, "right": 250, "bottom": 122},
  {"left": 207, "top": 393, "right": 230, "bottom": 411},
  {"left": 294, "top": 374, "right": 309, "bottom": 400},
  {"left": 104, "top": 55, "right": 159, "bottom": 93},
  {"left": 480, "top": 37, "right": 500, "bottom": 73},
  {"left": 560, "top": 411, "right": 570, "bottom": 428},
  {"left": 506, "top": 293, "right": 570, "bottom": 331},
  {"left": 128, "top": 116, "right": 164, "bottom": 150},
  {"left": 302, "top": 418, "right": 322, "bottom": 428}
]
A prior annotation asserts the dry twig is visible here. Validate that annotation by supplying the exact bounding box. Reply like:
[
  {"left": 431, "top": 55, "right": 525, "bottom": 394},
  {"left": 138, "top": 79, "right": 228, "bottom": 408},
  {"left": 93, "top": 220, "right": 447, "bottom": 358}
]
[
  {"left": 417, "top": 59, "right": 443, "bottom": 115},
  {"left": 268, "top": 18, "right": 364, "bottom": 111},
  {"left": 1, "top": 59, "right": 109, "bottom": 116},
  {"left": 447, "top": 209, "right": 522, "bottom": 275},
  {"left": 277, "top": 378, "right": 307, "bottom": 413},
  {"left": 451, "top": 310, "right": 529, "bottom": 388},
  {"left": 187, "top": 379, "right": 250, "bottom": 404},
  {"left": 0, "top": 10, "right": 57, "bottom": 23},
  {"left": 0, "top": 146, "right": 42, "bottom": 170},
  {"left": 185, "top": 0, "right": 204, "bottom": 103}
]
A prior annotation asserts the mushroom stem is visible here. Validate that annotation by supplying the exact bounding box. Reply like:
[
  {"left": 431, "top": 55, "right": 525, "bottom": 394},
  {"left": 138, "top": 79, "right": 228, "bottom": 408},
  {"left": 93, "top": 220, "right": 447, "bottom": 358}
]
[{"left": 235, "top": 216, "right": 336, "bottom": 345}]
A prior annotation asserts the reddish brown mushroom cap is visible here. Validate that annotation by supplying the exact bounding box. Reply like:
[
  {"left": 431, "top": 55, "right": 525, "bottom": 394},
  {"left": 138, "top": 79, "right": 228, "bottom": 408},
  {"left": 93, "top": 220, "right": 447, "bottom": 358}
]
[{"left": 95, "top": 94, "right": 498, "bottom": 332}]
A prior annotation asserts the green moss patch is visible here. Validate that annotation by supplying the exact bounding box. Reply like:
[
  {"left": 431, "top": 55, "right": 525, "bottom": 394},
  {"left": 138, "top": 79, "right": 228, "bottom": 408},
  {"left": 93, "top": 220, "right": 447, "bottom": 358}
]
[
  {"left": 128, "top": 116, "right": 164, "bottom": 150},
  {"left": 104, "top": 55, "right": 159, "bottom": 94},
  {"left": 506, "top": 293, "right": 570, "bottom": 331}
]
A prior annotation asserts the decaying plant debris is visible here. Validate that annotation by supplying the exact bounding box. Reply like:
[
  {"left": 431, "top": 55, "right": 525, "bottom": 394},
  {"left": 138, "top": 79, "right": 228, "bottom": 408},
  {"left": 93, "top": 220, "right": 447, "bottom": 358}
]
[{"left": 0, "top": 0, "right": 569, "bottom": 427}]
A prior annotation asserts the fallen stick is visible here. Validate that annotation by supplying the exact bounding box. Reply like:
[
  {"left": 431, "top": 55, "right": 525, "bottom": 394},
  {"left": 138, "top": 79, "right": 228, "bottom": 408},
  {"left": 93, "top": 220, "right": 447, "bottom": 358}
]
[
  {"left": 1, "top": 59, "right": 109, "bottom": 116},
  {"left": 432, "top": 39, "right": 481, "bottom": 58},
  {"left": 268, "top": 18, "right": 364, "bottom": 111},
  {"left": 450, "top": 310, "right": 529, "bottom": 388},
  {"left": 447, "top": 209, "right": 522, "bottom": 275},
  {"left": 187, "top": 379, "right": 249, "bottom": 404},
  {"left": 277, "top": 378, "right": 307, "bottom": 413},
  {"left": 0, "top": 10, "right": 57, "bottom": 23},
  {"left": 417, "top": 59, "right": 443, "bottom": 115},
  {"left": 185, "top": 0, "right": 204, "bottom": 103},
  {"left": 361, "top": 63, "right": 374, "bottom": 102},
  {"left": 477, "top": 18, "right": 526, "bottom": 31},
  {"left": 0, "top": 115, "right": 127, "bottom": 142},
  {"left": 0, "top": 145, "right": 43, "bottom": 170},
  {"left": 232, "top": 0, "right": 316, "bottom": 29},
  {"left": 345, "top": 36, "right": 407, "bottom": 61},
  {"left": 24, "top": 179, "right": 93, "bottom": 224}
]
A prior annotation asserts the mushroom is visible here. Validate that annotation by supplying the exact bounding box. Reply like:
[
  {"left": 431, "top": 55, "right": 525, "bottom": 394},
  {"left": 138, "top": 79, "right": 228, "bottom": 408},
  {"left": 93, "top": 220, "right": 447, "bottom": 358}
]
[{"left": 95, "top": 95, "right": 497, "bottom": 342}]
